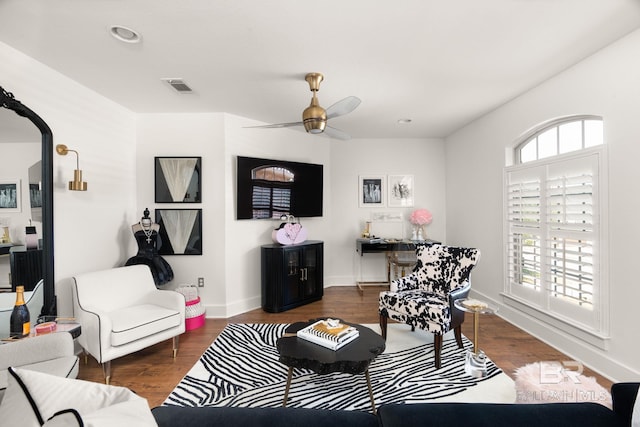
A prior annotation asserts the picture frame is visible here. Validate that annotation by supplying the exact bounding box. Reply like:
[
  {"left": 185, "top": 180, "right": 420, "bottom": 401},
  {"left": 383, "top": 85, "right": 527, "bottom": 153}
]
[
  {"left": 359, "top": 175, "right": 385, "bottom": 207},
  {"left": 155, "top": 209, "right": 202, "bottom": 255},
  {"left": 388, "top": 174, "right": 414, "bottom": 207},
  {"left": 0, "top": 179, "right": 21, "bottom": 213},
  {"left": 155, "top": 157, "right": 202, "bottom": 203}
]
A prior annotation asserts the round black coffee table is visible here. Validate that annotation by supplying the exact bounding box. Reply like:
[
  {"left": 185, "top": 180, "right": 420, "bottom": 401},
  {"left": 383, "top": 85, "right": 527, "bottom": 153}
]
[{"left": 276, "top": 319, "right": 385, "bottom": 413}]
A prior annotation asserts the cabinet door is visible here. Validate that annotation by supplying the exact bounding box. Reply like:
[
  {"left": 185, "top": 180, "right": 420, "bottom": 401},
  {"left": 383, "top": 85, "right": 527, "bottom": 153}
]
[
  {"left": 301, "top": 245, "right": 320, "bottom": 298},
  {"left": 283, "top": 248, "right": 302, "bottom": 306}
]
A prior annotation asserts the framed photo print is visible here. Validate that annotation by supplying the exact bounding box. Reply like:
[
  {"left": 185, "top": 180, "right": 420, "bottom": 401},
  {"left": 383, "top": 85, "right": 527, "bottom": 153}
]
[
  {"left": 155, "top": 209, "right": 202, "bottom": 255},
  {"left": 388, "top": 174, "right": 414, "bottom": 207},
  {"left": 0, "top": 179, "right": 21, "bottom": 213},
  {"left": 359, "top": 175, "right": 385, "bottom": 207},
  {"left": 155, "top": 157, "right": 202, "bottom": 203}
]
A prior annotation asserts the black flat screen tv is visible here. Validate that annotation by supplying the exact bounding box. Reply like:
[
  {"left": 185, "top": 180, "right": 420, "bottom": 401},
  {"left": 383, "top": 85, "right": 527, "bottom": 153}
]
[{"left": 236, "top": 156, "right": 323, "bottom": 219}]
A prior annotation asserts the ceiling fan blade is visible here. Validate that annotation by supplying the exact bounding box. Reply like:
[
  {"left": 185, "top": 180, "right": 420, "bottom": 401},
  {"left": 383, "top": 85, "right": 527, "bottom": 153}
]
[
  {"left": 326, "top": 96, "right": 361, "bottom": 120},
  {"left": 244, "top": 121, "right": 303, "bottom": 129},
  {"left": 323, "top": 125, "right": 351, "bottom": 140}
]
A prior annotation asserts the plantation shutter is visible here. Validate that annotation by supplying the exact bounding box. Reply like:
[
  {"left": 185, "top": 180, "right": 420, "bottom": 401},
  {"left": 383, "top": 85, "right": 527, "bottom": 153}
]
[{"left": 505, "top": 151, "right": 600, "bottom": 329}]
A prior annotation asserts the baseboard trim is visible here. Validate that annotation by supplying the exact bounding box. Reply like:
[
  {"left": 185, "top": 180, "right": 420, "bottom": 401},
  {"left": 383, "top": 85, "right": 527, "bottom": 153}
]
[{"left": 470, "top": 289, "right": 639, "bottom": 383}]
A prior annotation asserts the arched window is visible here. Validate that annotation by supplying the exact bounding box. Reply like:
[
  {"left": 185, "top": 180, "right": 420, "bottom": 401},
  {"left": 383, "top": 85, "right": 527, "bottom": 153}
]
[
  {"left": 504, "top": 116, "right": 608, "bottom": 346},
  {"left": 517, "top": 116, "right": 603, "bottom": 163},
  {"left": 251, "top": 166, "right": 294, "bottom": 219}
]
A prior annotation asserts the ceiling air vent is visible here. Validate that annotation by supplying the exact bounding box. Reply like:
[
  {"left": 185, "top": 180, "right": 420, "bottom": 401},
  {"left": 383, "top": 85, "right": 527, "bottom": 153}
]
[{"left": 161, "top": 78, "right": 194, "bottom": 93}]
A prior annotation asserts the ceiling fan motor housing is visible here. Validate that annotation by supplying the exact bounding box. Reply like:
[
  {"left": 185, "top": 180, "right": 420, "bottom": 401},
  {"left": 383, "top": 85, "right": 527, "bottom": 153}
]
[{"left": 303, "top": 96, "right": 327, "bottom": 133}]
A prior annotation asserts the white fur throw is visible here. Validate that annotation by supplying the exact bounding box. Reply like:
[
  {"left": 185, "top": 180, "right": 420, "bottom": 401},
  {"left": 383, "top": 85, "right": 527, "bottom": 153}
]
[{"left": 514, "top": 362, "right": 612, "bottom": 408}]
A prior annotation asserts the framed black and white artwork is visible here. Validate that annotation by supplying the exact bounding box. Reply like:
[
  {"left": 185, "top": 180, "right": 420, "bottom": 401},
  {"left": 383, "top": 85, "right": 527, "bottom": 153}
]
[
  {"left": 0, "top": 179, "right": 20, "bottom": 213},
  {"left": 155, "top": 209, "right": 202, "bottom": 255},
  {"left": 155, "top": 157, "right": 202, "bottom": 203},
  {"left": 388, "top": 174, "right": 414, "bottom": 207},
  {"left": 359, "top": 175, "right": 385, "bottom": 207}
]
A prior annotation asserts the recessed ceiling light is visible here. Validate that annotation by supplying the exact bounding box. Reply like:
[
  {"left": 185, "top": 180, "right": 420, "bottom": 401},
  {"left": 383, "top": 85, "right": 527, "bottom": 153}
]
[
  {"left": 397, "top": 119, "right": 413, "bottom": 124},
  {"left": 109, "top": 25, "right": 142, "bottom": 43}
]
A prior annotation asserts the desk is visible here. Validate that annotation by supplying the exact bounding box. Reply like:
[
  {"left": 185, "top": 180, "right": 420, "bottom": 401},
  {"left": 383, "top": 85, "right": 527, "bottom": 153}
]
[{"left": 355, "top": 238, "right": 440, "bottom": 292}]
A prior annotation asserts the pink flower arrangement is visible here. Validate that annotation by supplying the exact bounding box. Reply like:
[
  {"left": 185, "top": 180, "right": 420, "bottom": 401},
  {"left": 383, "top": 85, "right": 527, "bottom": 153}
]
[{"left": 410, "top": 208, "right": 432, "bottom": 226}]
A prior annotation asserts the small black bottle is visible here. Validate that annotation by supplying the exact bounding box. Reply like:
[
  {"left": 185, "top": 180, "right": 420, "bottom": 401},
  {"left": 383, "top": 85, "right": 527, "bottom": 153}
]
[{"left": 10, "top": 285, "right": 30, "bottom": 338}]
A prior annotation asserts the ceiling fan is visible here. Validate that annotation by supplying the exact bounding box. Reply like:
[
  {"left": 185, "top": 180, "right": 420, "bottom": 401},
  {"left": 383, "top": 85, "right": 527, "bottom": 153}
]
[{"left": 249, "top": 72, "right": 361, "bottom": 140}]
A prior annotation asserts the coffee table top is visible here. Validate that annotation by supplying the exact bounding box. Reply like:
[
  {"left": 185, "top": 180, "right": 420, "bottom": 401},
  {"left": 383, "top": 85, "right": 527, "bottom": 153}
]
[{"left": 276, "top": 319, "right": 385, "bottom": 375}]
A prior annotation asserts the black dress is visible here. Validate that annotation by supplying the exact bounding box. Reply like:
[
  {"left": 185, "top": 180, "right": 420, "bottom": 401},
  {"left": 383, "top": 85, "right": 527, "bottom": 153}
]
[{"left": 125, "top": 230, "right": 174, "bottom": 286}]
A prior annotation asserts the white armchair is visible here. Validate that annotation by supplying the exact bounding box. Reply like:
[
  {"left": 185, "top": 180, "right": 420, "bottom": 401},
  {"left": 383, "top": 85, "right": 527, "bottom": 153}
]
[{"left": 72, "top": 265, "right": 185, "bottom": 384}]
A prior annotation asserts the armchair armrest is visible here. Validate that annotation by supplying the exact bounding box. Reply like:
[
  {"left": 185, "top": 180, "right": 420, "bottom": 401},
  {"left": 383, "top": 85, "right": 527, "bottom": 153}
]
[
  {"left": 612, "top": 382, "right": 639, "bottom": 423},
  {"left": 73, "top": 304, "right": 112, "bottom": 362},
  {"left": 0, "top": 333, "right": 74, "bottom": 370},
  {"left": 145, "top": 290, "right": 185, "bottom": 311},
  {"left": 449, "top": 281, "right": 471, "bottom": 330}
]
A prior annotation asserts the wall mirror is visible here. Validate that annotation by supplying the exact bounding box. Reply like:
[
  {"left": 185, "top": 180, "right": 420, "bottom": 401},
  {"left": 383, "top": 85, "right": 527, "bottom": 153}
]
[{"left": 0, "top": 86, "right": 55, "bottom": 316}]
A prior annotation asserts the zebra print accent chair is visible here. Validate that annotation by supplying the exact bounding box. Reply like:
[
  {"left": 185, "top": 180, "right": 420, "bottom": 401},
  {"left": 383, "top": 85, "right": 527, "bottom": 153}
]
[{"left": 379, "top": 243, "right": 480, "bottom": 369}]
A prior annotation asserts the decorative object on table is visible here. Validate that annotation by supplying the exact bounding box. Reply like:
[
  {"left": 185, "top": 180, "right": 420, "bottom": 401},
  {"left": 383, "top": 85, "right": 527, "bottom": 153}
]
[
  {"left": 125, "top": 208, "right": 174, "bottom": 286},
  {"left": 0, "top": 221, "right": 10, "bottom": 244},
  {"left": 296, "top": 318, "right": 359, "bottom": 350},
  {"left": 10, "top": 285, "right": 30, "bottom": 338},
  {"left": 409, "top": 208, "right": 432, "bottom": 241},
  {"left": 387, "top": 174, "right": 414, "bottom": 207},
  {"left": 359, "top": 175, "right": 385, "bottom": 207},
  {"left": 155, "top": 209, "right": 202, "bottom": 255},
  {"left": 25, "top": 222, "right": 38, "bottom": 250},
  {"left": 55, "top": 144, "right": 87, "bottom": 191},
  {"left": 176, "top": 285, "right": 205, "bottom": 331},
  {"left": 379, "top": 244, "right": 480, "bottom": 369},
  {"left": 272, "top": 215, "right": 307, "bottom": 245},
  {"left": 361, "top": 221, "right": 372, "bottom": 238},
  {"left": 0, "top": 180, "right": 20, "bottom": 212},
  {"left": 155, "top": 156, "right": 202, "bottom": 203}
]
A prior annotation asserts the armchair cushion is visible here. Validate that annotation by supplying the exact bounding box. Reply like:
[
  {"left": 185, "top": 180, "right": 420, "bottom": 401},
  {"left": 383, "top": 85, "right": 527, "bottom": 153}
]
[
  {"left": 379, "top": 290, "right": 449, "bottom": 334},
  {"left": 110, "top": 304, "right": 182, "bottom": 347}
]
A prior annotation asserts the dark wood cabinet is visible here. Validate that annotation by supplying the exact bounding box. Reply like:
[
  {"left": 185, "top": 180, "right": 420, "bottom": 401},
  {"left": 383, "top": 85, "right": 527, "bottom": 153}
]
[{"left": 261, "top": 240, "right": 323, "bottom": 313}]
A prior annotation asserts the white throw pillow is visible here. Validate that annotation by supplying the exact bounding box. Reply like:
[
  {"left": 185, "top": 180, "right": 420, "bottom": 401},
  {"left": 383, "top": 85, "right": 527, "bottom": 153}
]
[{"left": 0, "top": 367, "right": 157, "bottom": 427}]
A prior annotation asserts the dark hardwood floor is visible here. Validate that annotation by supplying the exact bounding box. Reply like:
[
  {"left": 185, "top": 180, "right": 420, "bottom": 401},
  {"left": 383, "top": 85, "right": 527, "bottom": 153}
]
[{"left": 76, "top": 286, "right": 613, "bottom": 408}]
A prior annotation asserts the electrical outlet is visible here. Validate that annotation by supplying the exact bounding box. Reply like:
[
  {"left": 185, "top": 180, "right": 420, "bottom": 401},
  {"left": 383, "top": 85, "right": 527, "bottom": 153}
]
[{"left": 197, "top": 277, "right": 204, "bottom": 287}]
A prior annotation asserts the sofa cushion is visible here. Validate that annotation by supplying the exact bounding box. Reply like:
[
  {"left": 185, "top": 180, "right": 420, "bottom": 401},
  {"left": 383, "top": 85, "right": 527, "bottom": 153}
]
[
  {"left": 110, "top": 304, "right": 181, "bottom": 346},
  {"left": 0, "top": 367, "right": 158, "bottom": 427},
  {"left": 151, "top": 406, "right": 378, "bottom": 427},
  {"left": 377, "top": 402, "right": 625, "bottom": 427}
]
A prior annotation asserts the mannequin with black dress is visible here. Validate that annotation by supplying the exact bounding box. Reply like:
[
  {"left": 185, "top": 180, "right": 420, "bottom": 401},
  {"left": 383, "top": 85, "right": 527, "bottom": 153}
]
[{"left": 125, "top": 208, "right": 174, "bottom": 286}]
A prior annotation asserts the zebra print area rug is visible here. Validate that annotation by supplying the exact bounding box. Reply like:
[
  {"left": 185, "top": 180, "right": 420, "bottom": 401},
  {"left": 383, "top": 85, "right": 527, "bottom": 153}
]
[{"left": 163, "top": 323, "right": 515, "bottom": 411}]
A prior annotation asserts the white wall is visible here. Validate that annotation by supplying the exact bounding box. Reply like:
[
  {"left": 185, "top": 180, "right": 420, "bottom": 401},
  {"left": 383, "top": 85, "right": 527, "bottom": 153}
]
[
  {"left": 329, "top": 138, "right": 446, "bottom": 284},
  {"left": 135, "top": 116, "right": 447, "bottom": 316},
  {"left": 445, "top": 29, "right": 640, "bottom": 381},
  {"left": 0, "top": 41, "right": 138, "bottom": 316}
]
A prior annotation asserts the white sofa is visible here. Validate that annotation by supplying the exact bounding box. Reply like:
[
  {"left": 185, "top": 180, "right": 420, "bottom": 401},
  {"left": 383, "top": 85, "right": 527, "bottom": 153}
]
[{"left": 72, "top": 265, "right": 185, "bottom": 384}]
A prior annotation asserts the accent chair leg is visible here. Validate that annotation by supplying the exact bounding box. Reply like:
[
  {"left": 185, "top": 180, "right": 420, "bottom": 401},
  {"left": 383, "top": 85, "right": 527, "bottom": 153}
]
[
  {"left": 172, "top": 335, "right": 180, "bottom": 358},
  {"left": 434, "top": 334, "right": 443, "bottom": 369},
  {"left": 83, "top": 349, "right": 89, "bottom": 365},
  {"left": 379, "top": 313, "right": 388, "bottom": 340},
  {"left": 102, "top": 361, "right": 111, "bottom": 385},
  {"left": 454, "top": 325, "right": 464, "bottom": 349}
]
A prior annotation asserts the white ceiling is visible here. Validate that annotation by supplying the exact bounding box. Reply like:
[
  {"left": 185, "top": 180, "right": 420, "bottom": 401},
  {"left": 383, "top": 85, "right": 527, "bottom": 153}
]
[{"left": 1, "top": 0, "right": 640, "bottom": 140}]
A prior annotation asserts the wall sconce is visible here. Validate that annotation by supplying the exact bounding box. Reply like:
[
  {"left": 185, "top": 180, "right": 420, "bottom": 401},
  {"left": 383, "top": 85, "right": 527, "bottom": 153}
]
[{"left": 55, "top": 144, "right": 88, "bottom": 191}]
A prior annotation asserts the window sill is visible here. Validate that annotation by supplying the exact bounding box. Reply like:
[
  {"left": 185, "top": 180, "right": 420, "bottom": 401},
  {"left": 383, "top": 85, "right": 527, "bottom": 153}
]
[{"left": 501, "top": 293, "right": 610, "bottom": 350}]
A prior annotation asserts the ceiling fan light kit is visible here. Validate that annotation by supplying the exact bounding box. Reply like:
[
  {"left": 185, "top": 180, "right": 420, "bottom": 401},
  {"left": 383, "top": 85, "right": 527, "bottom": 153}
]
[{"left": 247, "top": 72, "right": 360, "bottom": 140}]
